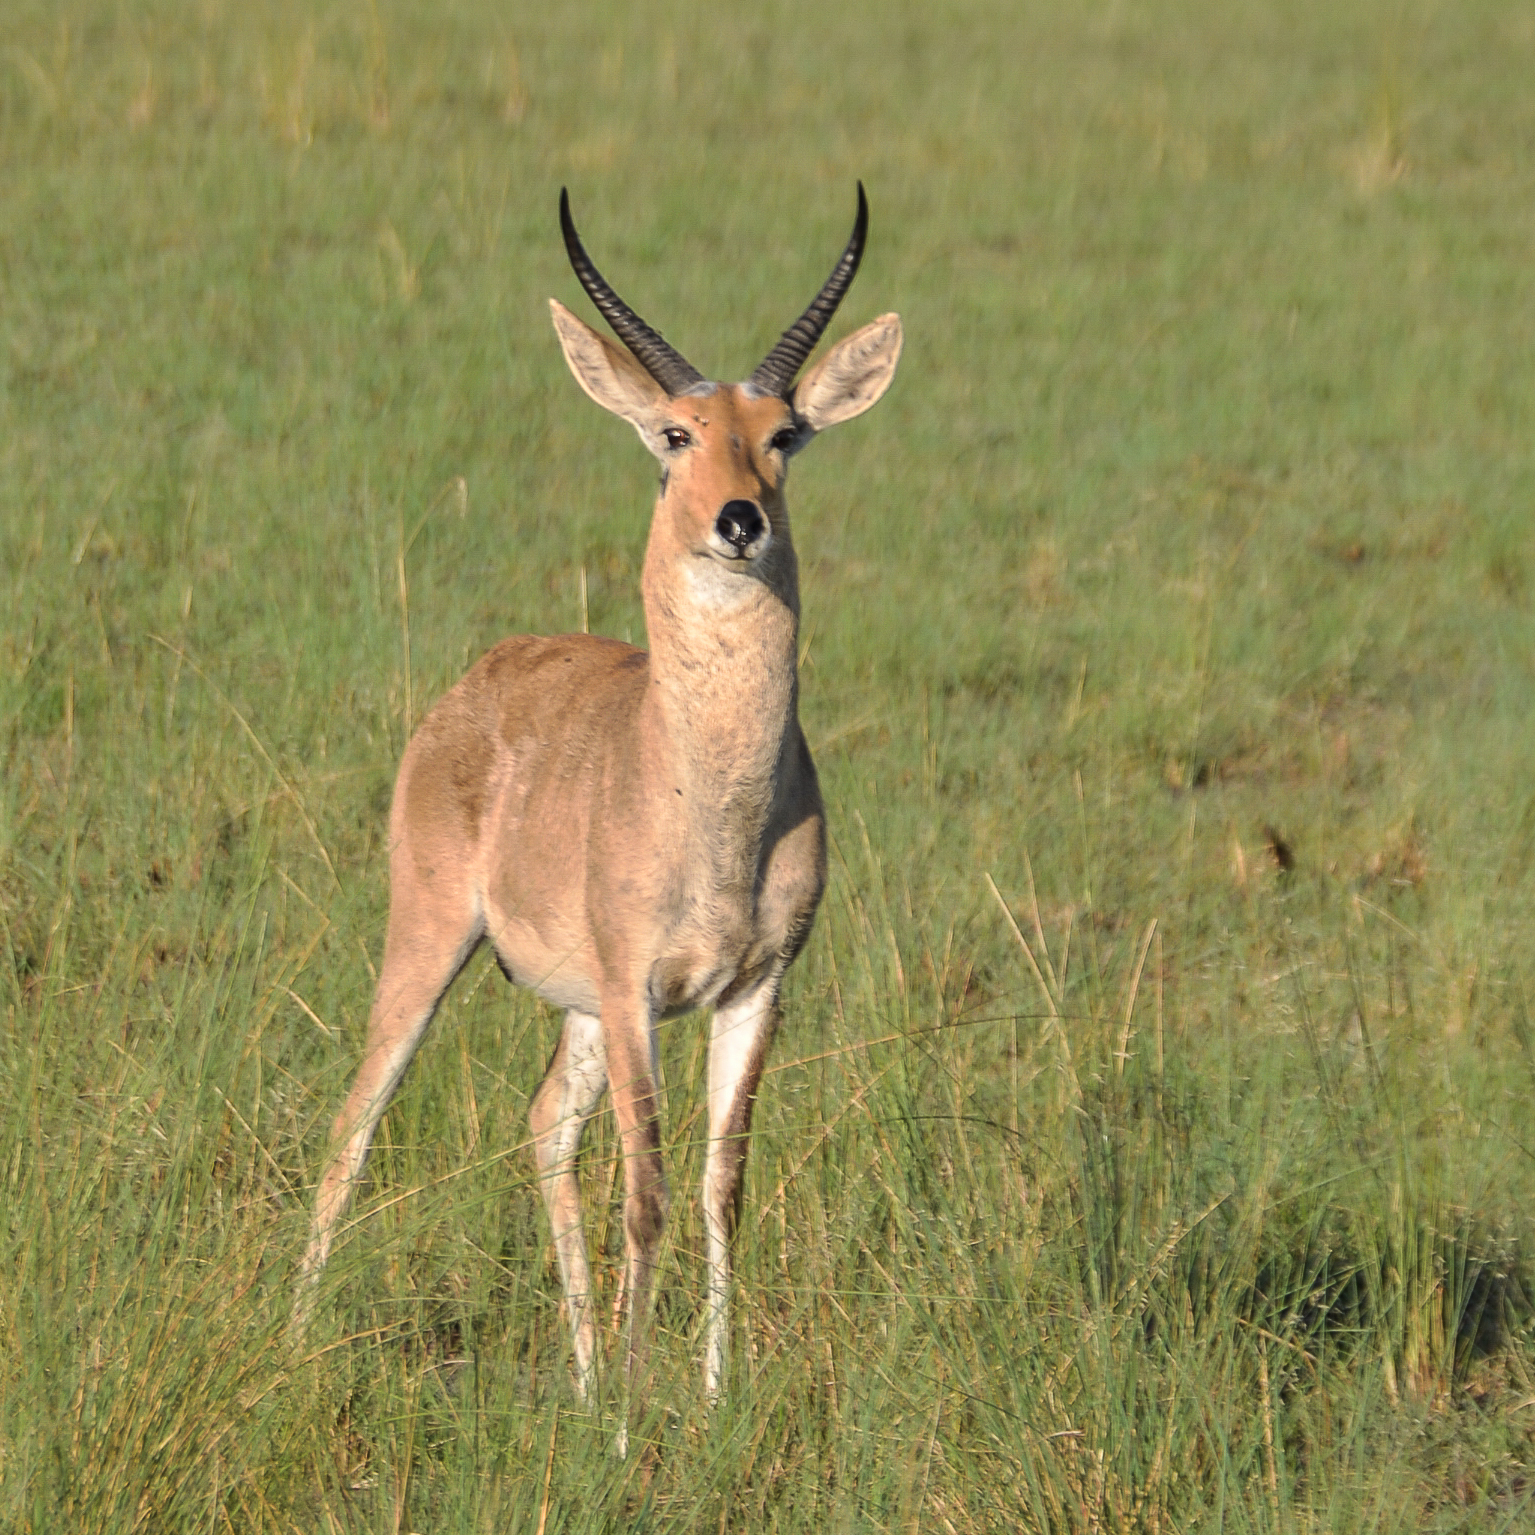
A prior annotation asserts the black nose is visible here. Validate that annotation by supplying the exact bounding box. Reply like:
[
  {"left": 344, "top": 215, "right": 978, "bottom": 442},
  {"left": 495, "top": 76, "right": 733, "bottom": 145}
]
[{"left": 715, "top": 500, "right": 766, "bottom": 553}]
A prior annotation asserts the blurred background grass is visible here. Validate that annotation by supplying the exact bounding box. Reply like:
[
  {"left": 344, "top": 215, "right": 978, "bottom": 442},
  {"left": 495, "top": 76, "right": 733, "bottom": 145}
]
[{"left": 2, "top": 1, "right": 1534, "bottom": 1529}]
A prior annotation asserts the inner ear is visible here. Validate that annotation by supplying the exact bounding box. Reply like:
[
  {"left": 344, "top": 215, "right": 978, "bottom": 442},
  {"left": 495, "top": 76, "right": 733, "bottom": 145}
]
[
  {"left": 791, "top": 313, "right": 903, "bottom": 433},
  {"left": 549, "top": 299, "right": 670, "bottom": 448}
]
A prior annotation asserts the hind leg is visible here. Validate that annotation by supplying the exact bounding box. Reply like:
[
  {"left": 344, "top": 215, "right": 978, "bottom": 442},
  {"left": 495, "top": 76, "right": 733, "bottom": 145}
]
[
  {"left": 529, "top": 1010, "right": 608, "bottom": 1397},
  {"left": 298, "top": 879, "right": 481, "bottom": 1319}
]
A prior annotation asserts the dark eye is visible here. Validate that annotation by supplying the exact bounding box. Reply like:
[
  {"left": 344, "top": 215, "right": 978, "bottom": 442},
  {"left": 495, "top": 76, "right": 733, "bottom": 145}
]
[
  {"left": 663, "top": 427, "right": 691, "bottom": 451},
  {"left": 770, "top": 426, "right": 797, "bottom": 453}
]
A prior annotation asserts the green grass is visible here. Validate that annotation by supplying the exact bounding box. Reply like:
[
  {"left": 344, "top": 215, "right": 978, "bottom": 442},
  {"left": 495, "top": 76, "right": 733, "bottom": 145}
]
[{"left": 3, "top": 0, "right": 1535, "bottom": 1528}]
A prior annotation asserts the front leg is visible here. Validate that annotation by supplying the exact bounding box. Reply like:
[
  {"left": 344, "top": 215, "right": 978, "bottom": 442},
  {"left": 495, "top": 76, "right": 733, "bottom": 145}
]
[
  {"left": 702, "top": 972, "right": 782, "bottom": 1402},
  {"left": 602, "top": 990, "right": 670, "bottom": 1393}
]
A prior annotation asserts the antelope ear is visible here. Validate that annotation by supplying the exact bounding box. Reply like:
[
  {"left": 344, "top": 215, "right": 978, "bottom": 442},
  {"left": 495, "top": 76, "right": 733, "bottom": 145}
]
[
  {"left": 550, "top": 299, "right": 669, "bottom": 433},
  {"left": 791, "top": 313, "right": 903, "bottom": 432}
]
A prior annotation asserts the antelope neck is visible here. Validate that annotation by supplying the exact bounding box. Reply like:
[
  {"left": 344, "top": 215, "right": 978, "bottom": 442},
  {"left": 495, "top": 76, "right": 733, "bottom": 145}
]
[{"left": 640, "top": 514, "right": 802, "bottom": 823}]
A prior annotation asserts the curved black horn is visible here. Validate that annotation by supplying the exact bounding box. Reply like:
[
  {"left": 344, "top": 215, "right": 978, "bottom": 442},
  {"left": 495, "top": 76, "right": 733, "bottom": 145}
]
[
  {"left": 560, "top": 188, "right": 705, "bottom": 397},
  {"left": 749, "top": 182, "right": 868, "bottom": 398}
]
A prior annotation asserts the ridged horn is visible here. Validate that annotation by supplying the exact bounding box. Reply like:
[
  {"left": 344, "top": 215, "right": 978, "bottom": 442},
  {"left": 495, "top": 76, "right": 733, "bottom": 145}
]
[
  {"left": 750, "top": 182, "right": 868, "bottom": 398},
  {"left": 560, "top": 188, "right": 705, "bottom": 397}
]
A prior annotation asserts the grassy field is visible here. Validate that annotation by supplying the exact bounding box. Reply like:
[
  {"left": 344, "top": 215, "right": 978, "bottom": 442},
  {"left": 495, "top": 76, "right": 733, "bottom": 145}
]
[{"left": 3, "top": 0, "right": 1535, "bottom": 1528}]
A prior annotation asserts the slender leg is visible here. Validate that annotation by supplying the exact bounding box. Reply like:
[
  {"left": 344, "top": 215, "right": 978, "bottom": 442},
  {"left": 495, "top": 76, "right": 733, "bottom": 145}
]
[
  {"left": 297, "top": 889, "right": 481, "bottom": 1321},
  {"left": 601, "top": 992, "right": 669, "bottom": 1392},
  {"left": 702, "top": 973, "right": 781, "bottom": 1402},
  {"left": 528, "top": 1009, "right": 608, "bottom": 1398}
]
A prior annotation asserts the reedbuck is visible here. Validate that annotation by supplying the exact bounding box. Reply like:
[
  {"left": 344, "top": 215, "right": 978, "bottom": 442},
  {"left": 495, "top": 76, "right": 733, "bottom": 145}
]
[{"left": 300, "top": 186, "right": 902, "bottom": 1409}]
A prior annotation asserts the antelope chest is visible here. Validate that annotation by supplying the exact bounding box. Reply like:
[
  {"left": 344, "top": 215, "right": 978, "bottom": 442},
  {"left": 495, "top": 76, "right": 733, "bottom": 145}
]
[
  {"left": 644, "top": 810, "right": 824, "bottom": 1017},
  {"left": 645, "top": 904, "right": 765, "bottom": 1018}
]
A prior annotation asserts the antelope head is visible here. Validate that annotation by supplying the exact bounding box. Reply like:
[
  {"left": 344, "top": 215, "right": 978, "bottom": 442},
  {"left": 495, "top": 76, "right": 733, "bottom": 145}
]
[{"left": 548, "top": 185, "right": 903, "bottom": 596}]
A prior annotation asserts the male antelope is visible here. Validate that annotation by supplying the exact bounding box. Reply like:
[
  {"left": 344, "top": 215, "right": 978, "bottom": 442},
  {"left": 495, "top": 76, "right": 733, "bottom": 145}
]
[{"left": 300, "top": 186, "right": 902, "bottom": 1409}]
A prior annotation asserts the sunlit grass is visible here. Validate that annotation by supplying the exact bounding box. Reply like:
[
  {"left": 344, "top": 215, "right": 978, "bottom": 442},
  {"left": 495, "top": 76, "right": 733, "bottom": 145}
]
[{"left": 3, "top": 0, "right": 1534, "bottom": 1528}]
